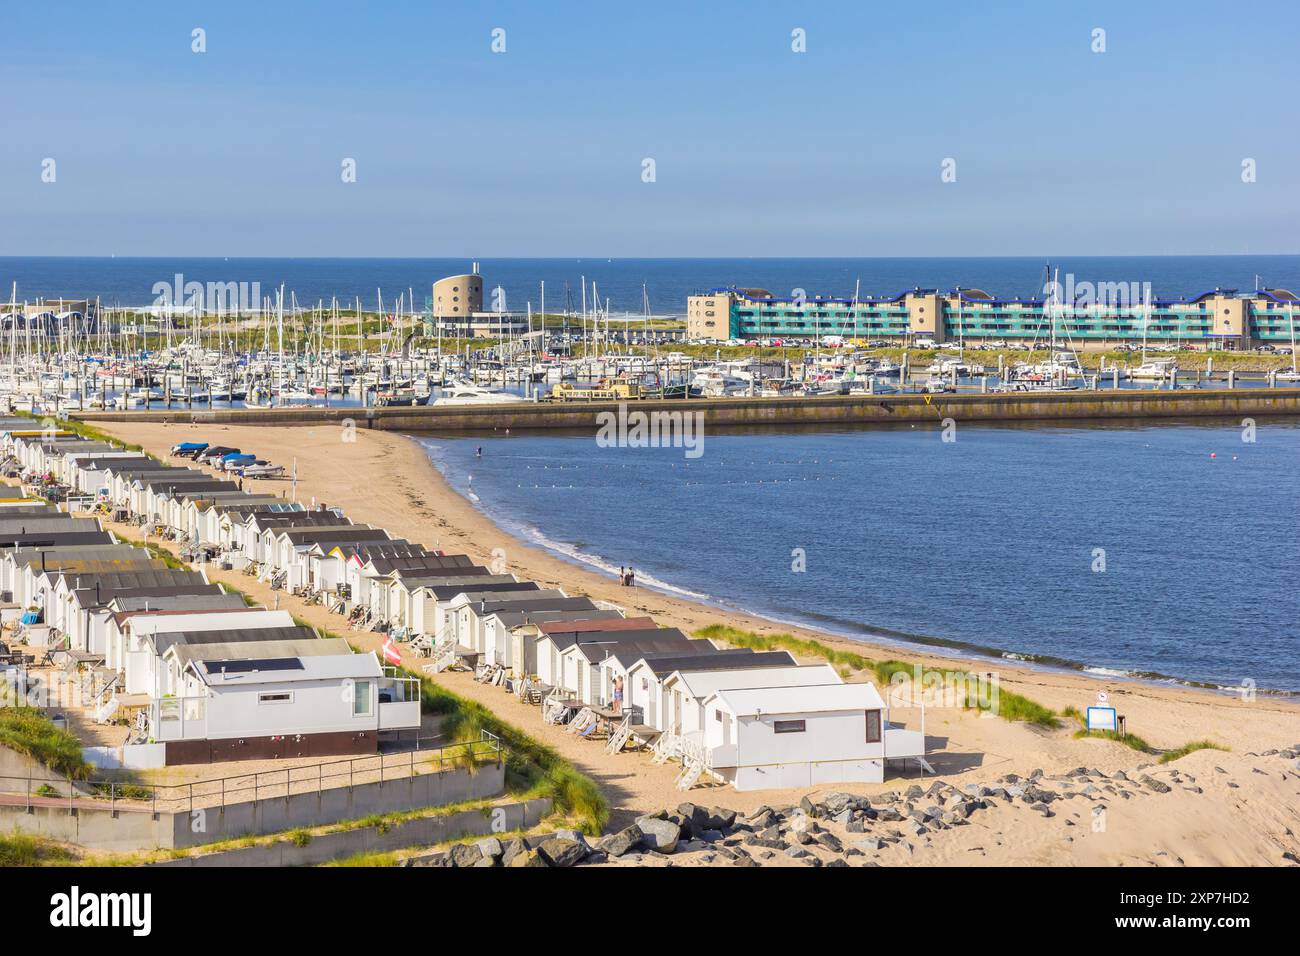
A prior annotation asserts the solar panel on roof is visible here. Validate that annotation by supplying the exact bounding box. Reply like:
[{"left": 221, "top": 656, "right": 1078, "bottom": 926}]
[{"left": 202, "top": 657, "right": 304, "bottom": 674}]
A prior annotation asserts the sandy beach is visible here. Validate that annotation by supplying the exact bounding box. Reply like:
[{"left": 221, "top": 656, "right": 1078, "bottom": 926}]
[{"left": 91, "top": 419, "right": 1300, "bottom": 865}]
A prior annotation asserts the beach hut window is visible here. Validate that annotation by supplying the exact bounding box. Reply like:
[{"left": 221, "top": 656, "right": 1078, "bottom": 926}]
[
  {"left": 353, "top": 680, "right": 373, "bottom": 717},
  {"left": 774, "top": 719, "right": 806, "bottom": 734},
  {"left": 258, "top": 692, "right": 293, "bottom": 705},
  {"left": 865, "top": 710, "right": 882, "bottom": 743}
]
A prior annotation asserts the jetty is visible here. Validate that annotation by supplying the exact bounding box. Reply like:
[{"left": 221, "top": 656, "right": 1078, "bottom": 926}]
[{"left": 69, "top": 386, "right": 1300, "bottom": 432}]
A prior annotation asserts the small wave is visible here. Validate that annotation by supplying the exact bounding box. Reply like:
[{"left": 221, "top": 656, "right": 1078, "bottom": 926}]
[
  {"left": 517, "top": 524, "right": 715, "bottom": 602},
  {"left": 1082, "top": 665, "right": 1134, "bottom": 678}
]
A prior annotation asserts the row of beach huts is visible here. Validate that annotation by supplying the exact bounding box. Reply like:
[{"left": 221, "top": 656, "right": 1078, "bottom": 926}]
[{"left": 1, "top": 421, "right": 929, "bottom": 790}]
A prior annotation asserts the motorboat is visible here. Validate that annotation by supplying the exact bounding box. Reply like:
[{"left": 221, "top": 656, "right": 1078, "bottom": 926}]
[
  {"left": 239, "top": 462, "right": 286, "bottom": 479},
  {"left": 431, "top": 380, "right": 521, "bottom": 406}
]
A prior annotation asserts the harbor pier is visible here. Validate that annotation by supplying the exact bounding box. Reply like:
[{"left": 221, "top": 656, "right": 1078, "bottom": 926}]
[{"left": 70, "top": 387, "right": 1300, "bottom": 433}]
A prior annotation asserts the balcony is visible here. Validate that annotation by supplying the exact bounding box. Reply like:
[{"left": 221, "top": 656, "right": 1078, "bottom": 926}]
[
  {"left": 149, "top": 695, "right": 208, "bottom": 741},
  {"left": 377, "top": 668, "right": 422, "bottom": 731}
]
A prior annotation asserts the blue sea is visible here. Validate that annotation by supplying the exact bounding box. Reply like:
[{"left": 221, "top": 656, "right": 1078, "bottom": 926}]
[
  {"left": 418, "top": 421, "right": 1300, "bottom": 693},
  {"left": 4, "top": 255, "right": 1300, "bottom": 313}
]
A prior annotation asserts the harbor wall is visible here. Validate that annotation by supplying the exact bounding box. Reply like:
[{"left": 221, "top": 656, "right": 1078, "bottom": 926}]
[{"left": 70, "top": 387, "right": 1300, "bottom": 433}]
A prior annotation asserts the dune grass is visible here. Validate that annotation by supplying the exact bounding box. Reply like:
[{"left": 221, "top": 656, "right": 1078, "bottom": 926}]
[
  {"left": 323, "top": 850, "right": 398, "bottom": 867},
  {"left": 0, "top": 708, "right": 92, "bottom": 779},
  {"left": 1066, "top": 711, "right": 1227, "bottom": 762},
  {"left": 1064, "top": 706, "right": 1152, "bottom": 752},
  {"left": 1072, "top": 728, "right": 1153, "bottom": 753},
  {"left": 412, "top": 675, "right": 608, "bottom": 835},
  {"left": 694, "top": 624, "right": 1061, "bottom": 728},
  {"left": 1158, "top": 739, "right": 1229, "bottom": 764},
  {"left": 0, "top": 832, "right": 79, "bottom": 867}
]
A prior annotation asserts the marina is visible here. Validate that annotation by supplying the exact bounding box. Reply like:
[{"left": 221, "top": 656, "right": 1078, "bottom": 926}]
[{"left": 5, "top": 260, "right": 1300, "bottom": 419}]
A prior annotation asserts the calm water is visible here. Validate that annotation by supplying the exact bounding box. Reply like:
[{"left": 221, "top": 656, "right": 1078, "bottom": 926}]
[
  {"left": 418, "top": 422, "right": 1300, "bottom": 692},
  {"left": 4, "top": 255, "right": 1300, "bottom": 312}
]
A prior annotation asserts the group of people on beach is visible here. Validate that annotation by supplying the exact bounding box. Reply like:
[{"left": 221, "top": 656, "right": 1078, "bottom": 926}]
[{"left": 618, "top": 566, "right": 636, "bottom": 587}]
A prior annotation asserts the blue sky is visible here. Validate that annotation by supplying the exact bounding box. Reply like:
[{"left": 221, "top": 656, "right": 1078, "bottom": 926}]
[{"left": 1, "top": 1, "right": 1296, "bottom": 257}]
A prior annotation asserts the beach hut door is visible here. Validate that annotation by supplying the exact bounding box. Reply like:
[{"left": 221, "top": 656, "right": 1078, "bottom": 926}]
[{"left": 672, "top": 690, "right": 682, "bottom": 734}]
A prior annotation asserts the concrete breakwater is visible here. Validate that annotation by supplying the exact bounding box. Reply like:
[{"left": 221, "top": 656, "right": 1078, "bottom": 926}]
[{"left": 70, "top": 387, "right": 1300, "bottom": 433}]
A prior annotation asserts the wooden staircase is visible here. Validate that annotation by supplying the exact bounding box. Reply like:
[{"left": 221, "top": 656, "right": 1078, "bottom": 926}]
[
  {"left": 651, "top": 732, "right": 679, "bottom": 765},
  {"left": 423, "top": 639, "right": 458, "bottom": 674},
  {"left": 675, "top": 756, "right": 706, "bottom": 791},
  {"left": 651, "top": 732, "right": 725, "bottom": 790},
  {"left": 94, "top": 694, "right": 120, "bottom": 724},
  {"left": 605, "top": 715, "right": 632, "bottom": 754}
]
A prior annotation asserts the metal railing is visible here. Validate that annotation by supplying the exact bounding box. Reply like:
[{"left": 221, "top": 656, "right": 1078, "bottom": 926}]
[{"left": 0, "top": 730, "right": 502, "bottom": 816}]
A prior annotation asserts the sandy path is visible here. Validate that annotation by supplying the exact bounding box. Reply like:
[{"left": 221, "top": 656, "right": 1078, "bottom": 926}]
[{"left": 88, "top": 420, "right": 1300, "bottom": 862}]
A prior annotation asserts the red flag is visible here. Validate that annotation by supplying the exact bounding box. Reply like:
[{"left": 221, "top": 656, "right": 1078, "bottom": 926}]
[{"left": 382, "top": 636, "right": 402, "bottom": 665}]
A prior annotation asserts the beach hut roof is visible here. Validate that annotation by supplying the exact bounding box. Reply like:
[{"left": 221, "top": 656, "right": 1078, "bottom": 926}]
[
  {"left": 637, "top": 649, "right": 796, "bottom": 678},
  {"left": 707, "top": 682, "right": 885, "bottom": 716},
  {"left": 668, "top": 663, "right": 842, "bottom": 698},
  {"left": 536, "top": 616, "right": 658, "bottom": 636}
]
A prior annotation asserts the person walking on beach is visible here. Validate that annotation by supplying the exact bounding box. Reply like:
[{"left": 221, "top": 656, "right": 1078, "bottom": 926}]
[
  {"left": 627, "top": 567, "right": 636, "bottom": 588},
  {"left": 618, "top": 565, "right": 626, "bottom": 586}
]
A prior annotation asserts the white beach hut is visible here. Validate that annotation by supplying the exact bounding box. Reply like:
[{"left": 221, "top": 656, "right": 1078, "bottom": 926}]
[{"left": 699, "top": 682, "right": 928, "bottom": 790}]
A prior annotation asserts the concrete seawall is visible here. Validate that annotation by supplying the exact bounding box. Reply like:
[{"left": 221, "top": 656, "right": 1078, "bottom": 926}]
[
  {"left": 150, "top": 797, "right": 552, "bottom": 866},
  {"left": 0, "top": 761, "right": 507, "bottom": 851},
  {"left": 71, "top": 387, "right": 1300, "bottom": 432}
]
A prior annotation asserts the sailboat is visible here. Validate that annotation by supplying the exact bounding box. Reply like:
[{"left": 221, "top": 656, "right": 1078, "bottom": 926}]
[
  {"left": 1126, "top": 288, "right": 1177, "bottom": 382},
  {"left": 999, "top": 265, "right": 1083, "bottom": 391}
]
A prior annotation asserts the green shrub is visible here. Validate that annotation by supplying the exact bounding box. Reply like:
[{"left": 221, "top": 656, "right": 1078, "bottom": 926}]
[
  {"left": 411, "top": 675, "right": 607, "bottom": 834},
  {"left": 0, "top": 832, "right": 78, "bottom": 867},
  {"left": 1158, "top": 740, "right": 1228, "bottom": 764},
  {"left": 0, "top": 708, "right": 91, "bottom": 779}
]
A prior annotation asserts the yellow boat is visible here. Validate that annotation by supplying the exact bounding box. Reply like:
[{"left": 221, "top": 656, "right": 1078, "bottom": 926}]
[{"left": 545, "top": 379, "right": 643, "bottom": 402}]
